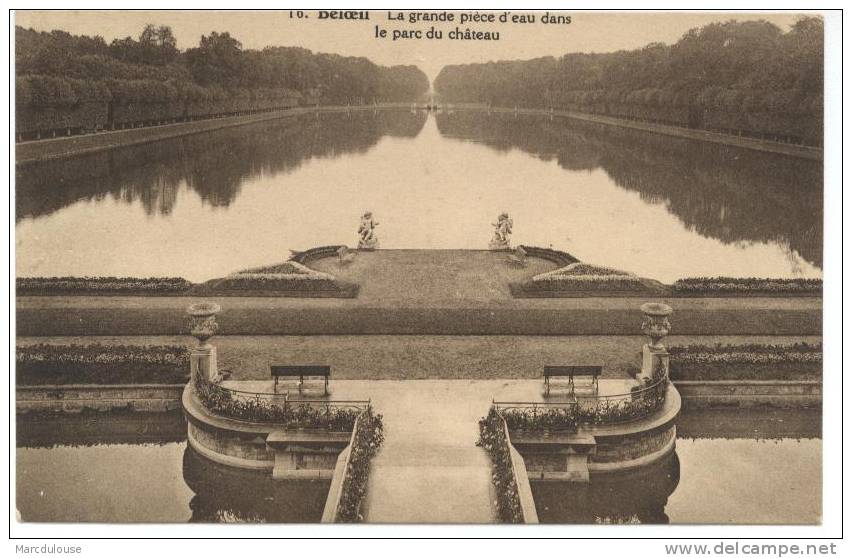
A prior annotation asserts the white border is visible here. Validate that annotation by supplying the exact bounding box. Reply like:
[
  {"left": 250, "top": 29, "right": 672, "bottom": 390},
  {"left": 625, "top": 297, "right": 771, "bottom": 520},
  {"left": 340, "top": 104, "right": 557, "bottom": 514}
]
[{"left": 3, "top": 0, "right": 846, "bottom": 548}]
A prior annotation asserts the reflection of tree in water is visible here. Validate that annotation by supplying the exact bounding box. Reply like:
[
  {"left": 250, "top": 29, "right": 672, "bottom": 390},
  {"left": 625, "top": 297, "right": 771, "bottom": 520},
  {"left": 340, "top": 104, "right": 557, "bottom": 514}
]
[
  {"left": 531, "top": 452, "right": 680, "bottom": 525},
  {"left": 16, "top": 110, "right": 427, "bottom": 221},
  {"left": 436, "top": 113, "right": 822, "bottom": 269},
  {"left": 182, "top": 447, "right": 330, "bottom": 524}
]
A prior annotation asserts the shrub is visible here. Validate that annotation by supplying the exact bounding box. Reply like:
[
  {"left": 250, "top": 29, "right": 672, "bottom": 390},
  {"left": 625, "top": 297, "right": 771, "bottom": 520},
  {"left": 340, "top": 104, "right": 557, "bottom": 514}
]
[
  {"left": 16, "top": 276, "right": 193, "bottom": 295},
  {"left": 16, "top": 343, "right": 190, "bottom": 385},
  {"left": 477, "top": 407, "right": 524, "bottom": 523},
  {"left": 672, "top": 277, "right": 822, "bottom": 294},
  {"left": 669, "top": 342, "right": 822, "bottom": 381},
  {"left": 335, "top": 409, "right": 385, "bottom": 522}
]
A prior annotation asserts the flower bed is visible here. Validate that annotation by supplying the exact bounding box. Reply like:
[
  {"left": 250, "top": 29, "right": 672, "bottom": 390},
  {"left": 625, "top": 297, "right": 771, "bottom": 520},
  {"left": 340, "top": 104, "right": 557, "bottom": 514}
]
[
  {"left": 232, "top": 261, "right": 335, "bottom": 279},
  {"left": 16, "top": 343, "right": 190, "bottom": 385},
  {"left": 498, "top": 365, "right": 669, "bottom": 430},
  {"left": 477, "top": 407, "right": 524, "bottom": 523},
  {"left": 515, "top": 262, "right": 650, "bottom": 294},
  {"left": 669, "top": 343, "right": 822, "bottom": 381},
  {"left": 335, "top": 408, "right": 385, "bottom": 522},
  {"left": 17, "top": 276, "right": 193, "bottom": 295},
  {"left": 579, "top": 381, "right": 668, "bottom": 424},
  {"left": 206, "top": 259, "right": 357, "bottom": 297},
  {"left": 193, "top": 374, "right": 361, "bottom": 430},
  {"left": 502, "top": 406, "right": 580, "bottom": 433},
  {"left": 672, "top": 277, "right": 822, "bottom": 295}
]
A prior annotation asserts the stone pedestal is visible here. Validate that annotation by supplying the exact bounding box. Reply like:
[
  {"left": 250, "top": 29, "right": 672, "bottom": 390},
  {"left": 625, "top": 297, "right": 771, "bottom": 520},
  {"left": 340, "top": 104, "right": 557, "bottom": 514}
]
[
  {"left": 640, "top": 344, "right": 669, "bottom": 382},
  {"left": 191, "top": 346, "right": 218, "bottom": 382}
]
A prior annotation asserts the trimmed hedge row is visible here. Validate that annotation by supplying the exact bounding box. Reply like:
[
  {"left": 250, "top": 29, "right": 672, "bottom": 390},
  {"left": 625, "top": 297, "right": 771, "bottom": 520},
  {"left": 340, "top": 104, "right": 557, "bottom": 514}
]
[
  {"left": 673, "top": 277, "right": 822, "bottom": 295},
  {"left": 17, "top": 276, "right": 193, "bottom": 295},
  {"left": 16, "top": 73, "right": 303, "bottom": 137},
  {"left": 16, "top": 343, "right": 190, "bottom": 385},
  {"left": 669, "top": 343, "right": 822, "bottom": 381}
]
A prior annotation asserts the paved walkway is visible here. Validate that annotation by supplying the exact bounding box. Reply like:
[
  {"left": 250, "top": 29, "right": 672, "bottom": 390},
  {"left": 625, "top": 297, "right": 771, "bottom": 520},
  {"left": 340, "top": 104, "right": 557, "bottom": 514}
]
[
  {"left": 361, "top": 382, "right": 496, "bottom": 523},
  {"left": 217, "top": 379, "right": 559, "bottom": 523}
]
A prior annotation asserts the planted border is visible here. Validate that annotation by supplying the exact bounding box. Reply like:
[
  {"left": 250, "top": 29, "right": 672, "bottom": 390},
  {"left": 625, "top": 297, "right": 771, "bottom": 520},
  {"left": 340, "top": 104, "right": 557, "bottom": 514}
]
[
  {"left": 193, "top": 374, "right": 361, "bottom": 430},
  {"left": 672, "top": 277, "right": 822, "bottom": 295},
  {"left": 669, "top": 342, "right": 822, "bottom": 381},
  {"left": 16, "top": 343, "right": 189, "bottom": 385},
  {"left": 335, "top": 408, "right": 385, "bottom": 522},
  {"left": 203, "top": 257, "right": 359, "bottom": 297},
  {"left": 477, "top": 407, "right": 524, "bottom": 523},
  {"left": 512, "top": 261, "right": 659, "bottom": 296},
  {"left": 17, "top": 276, "right": 192, "bottom": 295}
]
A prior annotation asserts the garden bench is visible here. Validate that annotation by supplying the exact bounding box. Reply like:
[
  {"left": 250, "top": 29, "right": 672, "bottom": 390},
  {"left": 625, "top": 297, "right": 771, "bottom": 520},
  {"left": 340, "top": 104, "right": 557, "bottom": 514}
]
[
  {"left": 543, "top": 366, "right": 601, "bottom": 397},
  {"left": 507, "top": 246, "right": 528, "bottom": 267},
  {"left": 337, "top": 245, "right": 356, "bottom": 265},
  {"left": 271, "top": 365, "right": 330, "bottom": 395}
]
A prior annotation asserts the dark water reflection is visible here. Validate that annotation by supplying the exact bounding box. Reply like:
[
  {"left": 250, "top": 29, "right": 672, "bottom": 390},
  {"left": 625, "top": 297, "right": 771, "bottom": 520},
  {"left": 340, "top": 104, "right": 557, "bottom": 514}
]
[
  {"left": 436, "top": 112, "right": 823, "bottom": 269},
  {"left": 15, "top": 110, "right": 821, "bottom": 282},
  {"left": 534, "top": 408, "right": 822, "bottom": 525},
  {"left": 15, "top": 412, "right": 327, "bottom": 523},
  {"left": 16, "top": 111, "right": 428, "bottom": 221},
  {"left": 16, "top": 408, "right": 821, "bottom": 524}
]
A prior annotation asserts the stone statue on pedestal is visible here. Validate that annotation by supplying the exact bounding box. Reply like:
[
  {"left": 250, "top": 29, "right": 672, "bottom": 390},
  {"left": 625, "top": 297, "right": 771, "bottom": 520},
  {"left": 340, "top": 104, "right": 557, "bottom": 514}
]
[
  {"left": 489, "top": 212, "right": 513, "bottom": 249},
  {"left": 358, "top": 211, "right": 379, "bottom": 249}
]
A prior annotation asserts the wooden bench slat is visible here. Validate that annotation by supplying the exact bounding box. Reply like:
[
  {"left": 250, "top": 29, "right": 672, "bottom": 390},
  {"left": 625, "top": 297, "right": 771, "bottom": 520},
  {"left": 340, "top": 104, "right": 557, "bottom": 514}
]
[
  {"left": 543, "top": 366, "right": 602, "bottom": 377},
  {"left": 270, "top": 365, "right": 331, "bottom": 377}
]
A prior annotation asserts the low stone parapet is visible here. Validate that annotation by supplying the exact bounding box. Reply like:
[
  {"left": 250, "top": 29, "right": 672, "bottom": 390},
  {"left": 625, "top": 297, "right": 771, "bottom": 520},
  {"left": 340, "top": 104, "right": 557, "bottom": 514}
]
[
  {"left": 16, "top": 383, "right": 184, "bottom": 413},
  {"left": 507, "top": 384, "right": 681, "bottom": 480},
  {"left": 182, "top": 384, "right": 357, "bottom": 476}
]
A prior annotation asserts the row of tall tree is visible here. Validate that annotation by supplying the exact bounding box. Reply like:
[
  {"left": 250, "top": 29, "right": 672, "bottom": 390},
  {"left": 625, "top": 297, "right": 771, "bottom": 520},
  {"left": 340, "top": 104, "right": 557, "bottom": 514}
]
[
  {"left": 434, "top": 18, "right": 823, "bottom": 144},
  {"left": 15, "top": 25, "right": 430, "bottom": 136}
]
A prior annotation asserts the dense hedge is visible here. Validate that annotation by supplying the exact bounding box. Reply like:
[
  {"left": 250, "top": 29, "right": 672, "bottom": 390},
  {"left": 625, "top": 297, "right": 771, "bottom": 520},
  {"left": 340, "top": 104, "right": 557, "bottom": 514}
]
[
  {"left": 673, "top": 277, "right": 822, "bottom": 295},
  {"left": 17, "top": 276, "right": 193, "bottom": 295},
  {"left": 16, "top": 343, "right": 190, "bottom": 385},
  {"left": 669, "top": 343, "right": 822, "bottom": 381},
  {"left": 15, "top": 25, "right": 429, "bottom": 138},
  {"left": 335, "top": 409, "right": 385, "bottom": 522},
  {"left": 435, "top": 18, "right": 823, "bottom": 145}
]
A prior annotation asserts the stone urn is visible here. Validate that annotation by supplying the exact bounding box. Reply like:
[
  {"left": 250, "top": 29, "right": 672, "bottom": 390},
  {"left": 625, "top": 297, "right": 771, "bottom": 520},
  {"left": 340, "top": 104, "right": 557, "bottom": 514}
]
[
  {"left": 187, "top": 302, "right": 221, "bottom": 348},
  {"left": 640, "top": 302, "right": 672, "bottom": 350}
]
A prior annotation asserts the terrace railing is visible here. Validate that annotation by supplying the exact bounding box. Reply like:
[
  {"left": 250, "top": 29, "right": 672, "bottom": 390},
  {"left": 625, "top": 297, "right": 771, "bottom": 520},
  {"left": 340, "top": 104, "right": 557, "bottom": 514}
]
[
  {"left": 494, "top": 371, "right": 669, "bottom": 430},
  {"left": 193, "top": 374, "right": 369, "bottom": 430}
]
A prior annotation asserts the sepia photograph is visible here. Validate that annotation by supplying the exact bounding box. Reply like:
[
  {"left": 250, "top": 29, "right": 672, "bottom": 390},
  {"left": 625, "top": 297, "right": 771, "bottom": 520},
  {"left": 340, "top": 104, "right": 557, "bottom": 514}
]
[{"left": 7, "top": 5, "right": 843, "bottom": 543}]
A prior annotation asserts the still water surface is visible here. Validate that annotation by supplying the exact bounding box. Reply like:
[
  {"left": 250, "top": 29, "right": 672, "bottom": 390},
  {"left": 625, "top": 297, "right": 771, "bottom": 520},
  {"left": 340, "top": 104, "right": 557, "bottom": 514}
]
[
  {"left": 15, "top": 110, "right": 822, "bottom": 283},
  {"left": 16, "top": 409, "right": 820, "bottom": 524}
]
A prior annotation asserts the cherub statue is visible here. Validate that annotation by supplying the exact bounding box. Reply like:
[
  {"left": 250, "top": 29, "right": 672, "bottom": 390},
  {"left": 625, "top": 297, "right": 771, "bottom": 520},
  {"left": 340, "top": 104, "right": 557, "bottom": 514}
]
[
  {"left": 358, "top": 211, "right": 379, "bottom": 249},
  {"left": 489, "top": 212, "right": 513, "bottom": 249}
]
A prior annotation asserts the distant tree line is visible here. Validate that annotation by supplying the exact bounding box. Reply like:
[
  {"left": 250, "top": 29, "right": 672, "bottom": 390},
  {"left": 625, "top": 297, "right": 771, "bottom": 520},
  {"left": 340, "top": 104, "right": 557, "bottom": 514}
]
[
  {"left": 15, "top": 25, "right": 430, "bottom": 139},
  {"left": 434, "top": 18, "right": 823, "bottom": 145}
]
